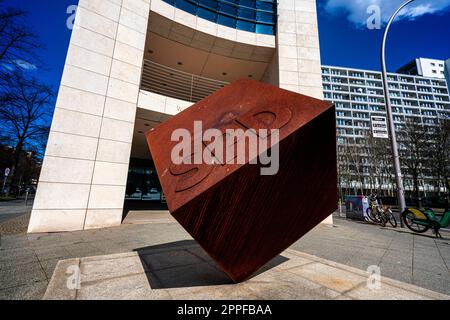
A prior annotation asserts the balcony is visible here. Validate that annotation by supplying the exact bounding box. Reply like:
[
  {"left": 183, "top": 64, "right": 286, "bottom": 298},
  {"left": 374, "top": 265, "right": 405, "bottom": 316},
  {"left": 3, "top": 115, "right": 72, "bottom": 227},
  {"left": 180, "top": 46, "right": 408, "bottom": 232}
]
[{"left": 141, "top": 60, "right": 229, "bottom": 103}]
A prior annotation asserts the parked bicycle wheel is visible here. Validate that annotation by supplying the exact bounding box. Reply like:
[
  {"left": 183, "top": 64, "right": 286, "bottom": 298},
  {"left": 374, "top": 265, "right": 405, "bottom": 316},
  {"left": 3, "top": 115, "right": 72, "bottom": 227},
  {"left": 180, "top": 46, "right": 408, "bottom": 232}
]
[
  {"left": 387, "top": 212, "right": 397, "bottom": 228},
  {"left": 402, "top": 209, "right": 430, "bottom": 233},
  {"left": 367, "top": 208, "right": 381, "bottom": 223}
]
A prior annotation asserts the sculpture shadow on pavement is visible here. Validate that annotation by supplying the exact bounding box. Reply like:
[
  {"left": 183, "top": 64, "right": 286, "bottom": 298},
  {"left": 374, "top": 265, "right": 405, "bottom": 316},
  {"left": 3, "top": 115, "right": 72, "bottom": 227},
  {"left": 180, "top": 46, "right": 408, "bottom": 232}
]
[{"left": 134, "top": 240, "right": 288, "bottom": 289}]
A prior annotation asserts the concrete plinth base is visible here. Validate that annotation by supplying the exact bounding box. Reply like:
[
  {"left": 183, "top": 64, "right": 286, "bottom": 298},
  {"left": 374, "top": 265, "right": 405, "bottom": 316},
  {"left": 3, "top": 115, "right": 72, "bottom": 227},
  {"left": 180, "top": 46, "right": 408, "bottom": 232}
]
[{"left": 44, "top": 242, "right": 449, "bottom": 300}]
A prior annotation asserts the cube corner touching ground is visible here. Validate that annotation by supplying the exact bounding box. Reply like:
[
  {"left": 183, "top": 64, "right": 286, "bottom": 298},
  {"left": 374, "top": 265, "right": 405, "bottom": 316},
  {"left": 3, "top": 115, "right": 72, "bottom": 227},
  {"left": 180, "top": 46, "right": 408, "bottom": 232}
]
[{"left": 146, "top": 78, "right": 338, "bottom": 282}]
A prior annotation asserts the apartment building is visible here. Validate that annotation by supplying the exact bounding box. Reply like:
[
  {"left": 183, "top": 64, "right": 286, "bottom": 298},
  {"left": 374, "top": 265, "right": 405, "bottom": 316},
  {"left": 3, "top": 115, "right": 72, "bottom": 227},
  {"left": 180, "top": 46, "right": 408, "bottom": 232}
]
[{"left": 322, "top": 64, "right": 450, "bottom": 195}]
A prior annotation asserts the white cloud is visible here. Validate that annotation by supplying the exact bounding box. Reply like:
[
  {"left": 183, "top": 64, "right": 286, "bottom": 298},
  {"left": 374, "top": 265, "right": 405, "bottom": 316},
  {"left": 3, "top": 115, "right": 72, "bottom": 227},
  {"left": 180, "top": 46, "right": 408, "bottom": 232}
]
[
  {"left": 324, "top": 0, "right": 450, "bottom": 27},
  {"left": 14, "top": 60, "right": 37, "bottom": 70}
]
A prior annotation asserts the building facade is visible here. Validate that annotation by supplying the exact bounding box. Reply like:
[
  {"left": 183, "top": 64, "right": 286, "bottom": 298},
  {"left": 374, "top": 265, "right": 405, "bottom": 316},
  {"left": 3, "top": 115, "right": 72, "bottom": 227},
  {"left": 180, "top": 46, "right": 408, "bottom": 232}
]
[
  {"left": 28, "top": 0, "right": 327, "bottom": 233},
  {"left": 322, "top": 65, "right": 450, "bottom": 195},
  {"left": 445, "top": 59, "right": 450, "bottom": 92},
  {"left": 397, "top": 57, "right": 446, "bottom": 79}
]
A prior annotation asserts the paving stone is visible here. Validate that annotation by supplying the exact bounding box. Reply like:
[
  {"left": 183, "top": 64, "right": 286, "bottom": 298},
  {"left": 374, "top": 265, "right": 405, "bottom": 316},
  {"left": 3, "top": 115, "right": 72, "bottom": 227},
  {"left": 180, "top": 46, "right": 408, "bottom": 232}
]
[
  {"left": 380, "top": 250, "right": 413, "bottom": 268},
  {"left": 347, "top": 257, "right": 382, "bottom": 272},
  {"left": 286, "top": 262, "right": 367, "bottom": 293},
  {"left": 0, "top": 247, "right": 38, "bottom": 269},
  {"left": 379, "top": 262, "right": 413, "bottom": 284},
  {"left": 152, "top": 262, "right": 232, "bottom": 289},
  {"left": 63, "top": 243, "right": 104, "bottom": 258},
  {"left": 0, "top": 281, "right": 48, "bottom": 300},
  {"left": 167, "top": 283, "right": 262, "bottom": 300},
  {"left": 43, "top": 258, "right": 79, "bottom": 300},
  {"left": 412, "top": 270, "right": 450, "bottom": 294},
  {"left": 44, "top": 248, "right": 449, "bottom": 300},
  {"left": 80, "top": 253, "right": 148, "bottom": 283},
  {"left": 40, "top": 258, "right": 61, "bottom": 280},
  {"left": 346, "top": 283, "right": 431, "bottom": 300},
  {"left": 140, "top": 249, "right": 205, "bottom": 271},
  {"left": 0, "top": 262, "right": 46, "bottom": 289},
  {"left": 34, "top": 247, "right": 71, "bottom": 261},
  {"left": 413, "top": 257, "right": 448, "bottom": 275},
  {"left": 76, "top": 273, "right": 172, "bottom": 300},
  {"left": 186, "top": 246, "right": 214, "bottom": 263}
]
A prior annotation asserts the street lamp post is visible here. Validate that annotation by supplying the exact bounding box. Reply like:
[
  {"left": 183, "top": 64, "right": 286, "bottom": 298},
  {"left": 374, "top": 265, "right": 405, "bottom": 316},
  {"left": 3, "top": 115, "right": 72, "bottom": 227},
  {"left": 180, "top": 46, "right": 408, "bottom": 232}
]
[{"left": 381, "top": 0, "right": 415, "bottom": 226}]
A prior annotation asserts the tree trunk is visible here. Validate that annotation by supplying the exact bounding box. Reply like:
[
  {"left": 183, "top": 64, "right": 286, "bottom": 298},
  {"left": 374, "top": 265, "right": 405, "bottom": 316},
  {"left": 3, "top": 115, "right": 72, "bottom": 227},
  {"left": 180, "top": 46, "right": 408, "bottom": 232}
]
[{"left": 413, "top": 173, "right": 421, "bottom": 207}]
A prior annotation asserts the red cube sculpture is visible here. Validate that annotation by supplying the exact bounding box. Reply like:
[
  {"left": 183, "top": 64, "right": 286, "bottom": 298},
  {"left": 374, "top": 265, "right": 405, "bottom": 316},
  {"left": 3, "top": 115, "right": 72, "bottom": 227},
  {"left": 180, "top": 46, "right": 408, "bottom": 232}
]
[{"left": 146, "top": 79, "right": 337, "bottom": 282}]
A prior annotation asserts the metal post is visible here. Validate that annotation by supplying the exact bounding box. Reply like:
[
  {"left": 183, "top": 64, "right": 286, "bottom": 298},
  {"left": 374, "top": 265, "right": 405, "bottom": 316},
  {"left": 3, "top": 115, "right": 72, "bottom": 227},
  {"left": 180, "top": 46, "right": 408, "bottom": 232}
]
[
  {"left": 381, "top": 0, "right": 415, "bottom": 226},
  {"left": 1, "top": 178, "right": 6, "bottom": 196},
  {"left": 25, "top": 190, "right": 29, "bottom": 207}
]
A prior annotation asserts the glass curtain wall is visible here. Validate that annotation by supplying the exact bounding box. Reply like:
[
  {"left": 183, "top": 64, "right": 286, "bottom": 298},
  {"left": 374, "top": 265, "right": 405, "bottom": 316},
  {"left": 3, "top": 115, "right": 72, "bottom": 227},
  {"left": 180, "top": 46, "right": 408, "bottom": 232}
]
[{"left": 162, "top": 0, "right": 277, "bottom": 35}]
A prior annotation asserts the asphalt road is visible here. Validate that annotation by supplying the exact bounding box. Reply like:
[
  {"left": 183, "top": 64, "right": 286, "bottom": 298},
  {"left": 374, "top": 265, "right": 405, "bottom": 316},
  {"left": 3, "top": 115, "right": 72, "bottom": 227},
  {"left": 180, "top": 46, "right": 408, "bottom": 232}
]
[{"left": 0, "top": 199, "right": 33, "bottom": 224}]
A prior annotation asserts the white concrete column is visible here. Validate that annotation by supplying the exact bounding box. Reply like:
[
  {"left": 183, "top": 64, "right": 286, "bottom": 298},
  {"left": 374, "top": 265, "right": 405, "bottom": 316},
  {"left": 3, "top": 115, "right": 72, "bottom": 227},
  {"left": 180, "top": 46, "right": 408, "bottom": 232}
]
[
  {"left": 264, "top": 0, "right": 323, "bottom": 100},
  {"left": 28, "top": 0, "right": 151, "bottom": 233},
  {"left": 265, "top": 0, "right": 333, "bottom": 224}
]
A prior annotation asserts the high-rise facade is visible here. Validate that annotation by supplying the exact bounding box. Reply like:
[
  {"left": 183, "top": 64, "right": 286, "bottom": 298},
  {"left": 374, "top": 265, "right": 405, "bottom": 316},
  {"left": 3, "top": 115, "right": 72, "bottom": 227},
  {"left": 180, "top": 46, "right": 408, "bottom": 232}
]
[
  {"left": 397, "top": 57, "right": 446, "bottom": 79},
  {"left": 28, "top": 0, "right": 327, "bottom": 233},
  {"left": 322, "top": 64, "right": 450, "bottom": 195},
  {"left": 445, "top": 59, "right": 450, "bottom": 93}
]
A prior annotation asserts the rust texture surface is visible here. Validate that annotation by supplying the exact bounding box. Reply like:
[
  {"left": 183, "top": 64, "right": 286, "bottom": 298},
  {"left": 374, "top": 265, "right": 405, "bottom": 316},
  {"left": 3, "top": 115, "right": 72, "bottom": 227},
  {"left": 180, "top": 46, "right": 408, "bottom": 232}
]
[{"left": 146, "top": 79, "right": 337, "bottom": 282}]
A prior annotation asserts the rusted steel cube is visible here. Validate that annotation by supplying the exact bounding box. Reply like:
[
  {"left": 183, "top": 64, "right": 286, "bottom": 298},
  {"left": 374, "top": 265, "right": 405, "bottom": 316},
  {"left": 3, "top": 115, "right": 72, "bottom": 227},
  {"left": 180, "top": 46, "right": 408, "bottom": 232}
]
[{"left": 146, "top": 79, "right": 337, "bottom": 282}]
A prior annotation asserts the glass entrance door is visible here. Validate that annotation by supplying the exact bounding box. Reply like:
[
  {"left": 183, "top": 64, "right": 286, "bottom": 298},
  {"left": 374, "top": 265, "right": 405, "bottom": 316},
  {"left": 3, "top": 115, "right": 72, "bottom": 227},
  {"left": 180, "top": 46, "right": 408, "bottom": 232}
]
[{"left": 125, "top": 158, "right": 164, "bottom": 203}]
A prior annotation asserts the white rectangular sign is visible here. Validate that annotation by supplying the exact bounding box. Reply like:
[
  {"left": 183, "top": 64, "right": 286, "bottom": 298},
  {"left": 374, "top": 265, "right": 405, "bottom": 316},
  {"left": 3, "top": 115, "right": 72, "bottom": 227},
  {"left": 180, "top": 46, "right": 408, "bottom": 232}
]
[{"left": 371, "top": 116, "right": 389, "bottom": 139}]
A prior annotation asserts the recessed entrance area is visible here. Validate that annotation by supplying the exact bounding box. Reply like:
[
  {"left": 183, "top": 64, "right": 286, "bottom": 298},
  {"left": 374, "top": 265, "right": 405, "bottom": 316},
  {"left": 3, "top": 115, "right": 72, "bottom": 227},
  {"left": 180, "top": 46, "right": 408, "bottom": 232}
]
[{"left": 124, "top": 108, "right": 171, "bottom": 217}]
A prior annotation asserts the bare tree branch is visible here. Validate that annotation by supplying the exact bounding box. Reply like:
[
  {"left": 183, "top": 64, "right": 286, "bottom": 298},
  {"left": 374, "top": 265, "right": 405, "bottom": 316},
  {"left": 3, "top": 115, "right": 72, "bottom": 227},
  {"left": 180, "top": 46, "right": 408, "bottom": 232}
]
[{"left": 0, "top": 70, "right": 54, "bottom": 189}]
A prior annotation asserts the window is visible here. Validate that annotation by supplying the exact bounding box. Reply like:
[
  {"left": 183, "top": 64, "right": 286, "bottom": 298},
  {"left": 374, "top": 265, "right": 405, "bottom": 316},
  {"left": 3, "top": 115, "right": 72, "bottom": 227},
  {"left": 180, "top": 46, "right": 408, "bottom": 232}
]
[
  {"left": 256, "top": 24, "right": 273, "bottom": 34},
  {"left": 256, "top": 11, "right": 274, "bottom": 23},
  {"left": 197, "top": 7, "right": 217, "bottom": 21},
  {"left": 163, "top": 0, "right": 277, "bottom": 34},
  {"left": 218, "top": 2, "right": 237, "bottom": 15},
  {"left": 199, "top": 0, "right": 217, "bottom": 9},
  {"left": 239, "top": 0, "right": 255, "bottom": 8},
  {"left": 175, "top": 0, "right": 196, "bottom": 14},
  {"left": 256, "top": 1, "right": 274, "bottom": 12},
  {"left": 237, "top": 7, "right": 255, "bottom": 20},
  {"left": 217, "top": 14, "right": 236, "bottom": 28},
  {"left": 236, "top": 19, "right": 255, "bottom": 32}
]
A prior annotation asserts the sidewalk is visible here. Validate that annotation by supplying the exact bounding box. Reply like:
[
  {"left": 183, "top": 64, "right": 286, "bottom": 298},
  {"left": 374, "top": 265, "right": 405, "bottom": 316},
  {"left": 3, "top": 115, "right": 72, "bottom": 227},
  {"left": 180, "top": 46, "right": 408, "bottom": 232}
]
[
  {"left": 44, "top": 243, "right": 448, "bottom": 300},
  {"left": 1, "top": 214, "right": 449, "bottom": 299}
]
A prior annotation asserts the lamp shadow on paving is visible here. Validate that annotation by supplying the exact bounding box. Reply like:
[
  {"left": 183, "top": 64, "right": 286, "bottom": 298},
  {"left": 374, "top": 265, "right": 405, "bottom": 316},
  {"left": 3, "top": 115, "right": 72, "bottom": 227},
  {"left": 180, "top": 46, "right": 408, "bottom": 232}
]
[
  {"left": 387, "top": 227, "right": 450, "bottom": 240},
  {"left": 134, "top": 240, "right": 288, "bottom": 289}
]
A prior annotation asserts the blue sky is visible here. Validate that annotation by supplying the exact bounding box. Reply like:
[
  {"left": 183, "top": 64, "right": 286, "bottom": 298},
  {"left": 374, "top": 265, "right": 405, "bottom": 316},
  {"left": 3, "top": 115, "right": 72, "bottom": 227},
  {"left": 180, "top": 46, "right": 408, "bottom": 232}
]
[
  {"left": 318, "top": 0, "right": 450, "bottom": 70},
  {"left": 3, "top": 0, "right": 450, "bottom": 91}
]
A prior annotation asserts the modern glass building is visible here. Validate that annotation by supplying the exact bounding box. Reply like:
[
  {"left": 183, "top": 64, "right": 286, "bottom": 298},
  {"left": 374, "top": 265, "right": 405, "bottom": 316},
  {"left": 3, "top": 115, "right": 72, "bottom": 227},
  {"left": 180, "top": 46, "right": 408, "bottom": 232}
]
[
  {"left": 322, "top": 65, "right": 450, "bottom": 195},
  {"left": 160, "top": 0, "right": 277, "bottom": 35},
  {"left": 28, "top": 0, "right": 326, "bottom": 233}
]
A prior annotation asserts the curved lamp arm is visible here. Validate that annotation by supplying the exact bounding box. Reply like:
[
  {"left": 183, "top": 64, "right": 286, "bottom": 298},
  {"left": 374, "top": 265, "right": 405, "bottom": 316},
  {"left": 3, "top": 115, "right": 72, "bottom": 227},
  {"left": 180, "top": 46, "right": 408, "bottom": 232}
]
[{"left": 380, "top": 0, "right": 415, "bottom": 224}]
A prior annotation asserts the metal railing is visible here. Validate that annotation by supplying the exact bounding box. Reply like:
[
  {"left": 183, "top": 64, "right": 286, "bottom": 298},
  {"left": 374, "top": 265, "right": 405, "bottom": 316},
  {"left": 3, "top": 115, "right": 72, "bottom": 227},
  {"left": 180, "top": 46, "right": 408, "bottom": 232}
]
[{"left": 140, "top": 60, "right": 229, "bottom": 103}]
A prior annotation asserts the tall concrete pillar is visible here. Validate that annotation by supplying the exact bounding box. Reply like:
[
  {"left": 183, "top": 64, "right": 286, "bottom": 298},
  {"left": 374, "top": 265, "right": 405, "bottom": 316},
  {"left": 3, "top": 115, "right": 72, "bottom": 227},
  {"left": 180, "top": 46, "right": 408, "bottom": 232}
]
[
  {"left": 263, "top": 0, "right": 323, "bottom": 100},
  {"left": 28, "top": 0, "right": 150, "bottom": 232},
  {"left": 264, "top": 0, "right": 332, "bottom": 223}
]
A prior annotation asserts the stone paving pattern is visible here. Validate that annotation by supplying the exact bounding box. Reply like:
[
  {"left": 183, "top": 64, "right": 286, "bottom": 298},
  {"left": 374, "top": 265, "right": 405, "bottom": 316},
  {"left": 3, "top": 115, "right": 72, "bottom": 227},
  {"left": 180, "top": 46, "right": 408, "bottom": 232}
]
[
  {"left": 43, "top": 244, "right": 449, "bottom": 300},
  {"left": 1, "top": 216, "right": 450, "bottom": 299}
]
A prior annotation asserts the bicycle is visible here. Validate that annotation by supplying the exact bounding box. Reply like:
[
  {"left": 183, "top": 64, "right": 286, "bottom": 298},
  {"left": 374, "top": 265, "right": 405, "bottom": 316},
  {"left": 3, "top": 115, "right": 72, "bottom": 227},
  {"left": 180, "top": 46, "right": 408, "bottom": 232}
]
[
  {"left": 366, "top": 193, "right": 397, "bottom": 228},
  {"left": 401, "top": 194, "right": 450, "bottom": 238},
  {"left": 379, "top": 206, "right": 397, "bottom": 228}
]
